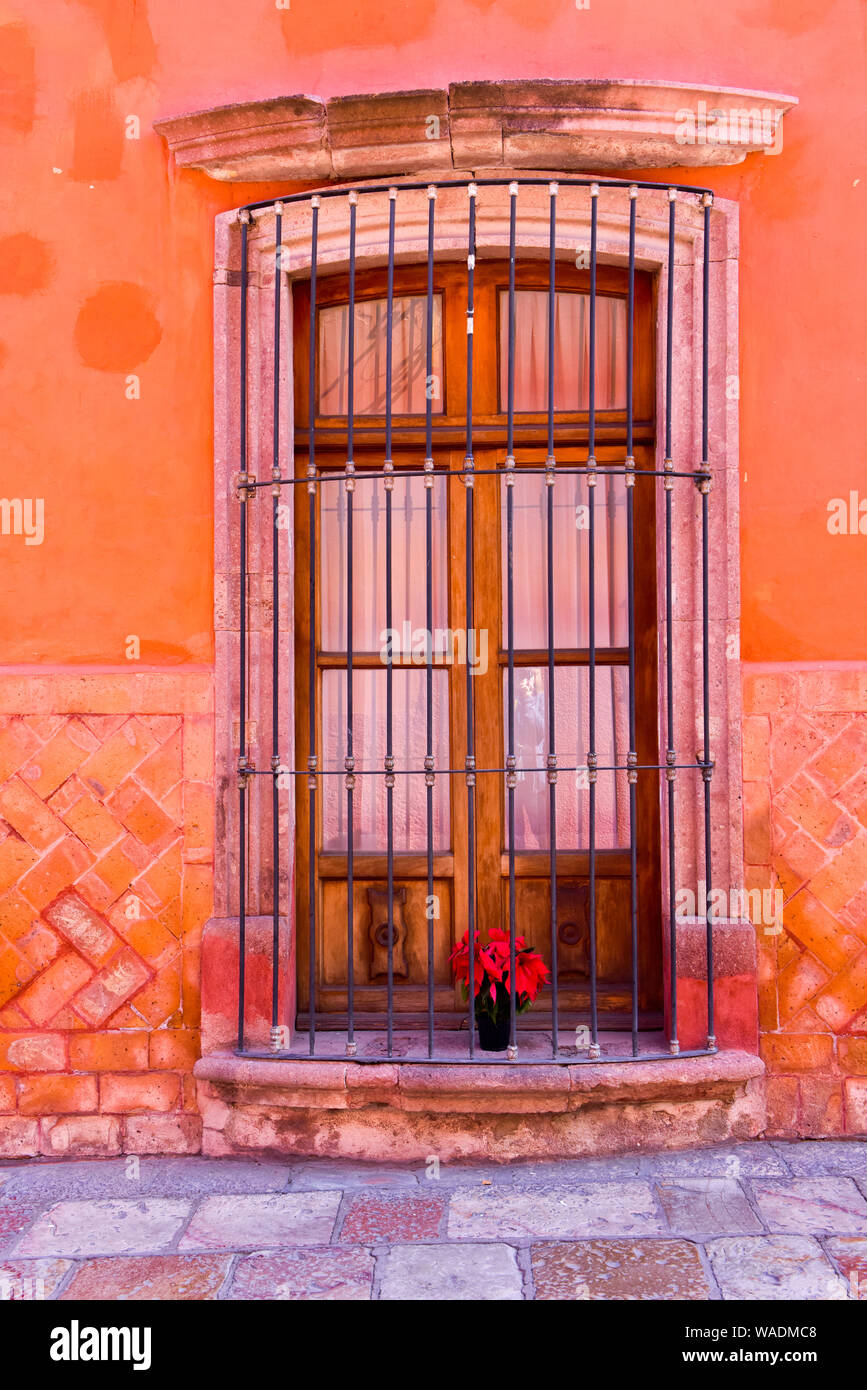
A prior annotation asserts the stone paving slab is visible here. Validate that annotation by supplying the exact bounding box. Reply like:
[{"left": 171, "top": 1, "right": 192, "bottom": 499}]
[
  {"left": 379, "top": 1243, "right": 523, "bottom": 1300},
  {"left": 0, "top": 1257, "right": 71, "bottom": 1300},
  {"left": 0, "top": 1157, "right": 294, "bottom": 1200},
  {"left": 655, "top": 1179, "right": 764, "bottom": 1236},
  {"left": 229, "top": 1247, "right": 375, "bottom": 1300},
  {"left": 824, "top": 1236, "right": 867, "bottom": 1300},
  {"left": 772, "top": 1141, "right": 867, "bottom": 1176},
  {"left": 59, "top": 1254, "right": 232, "bottom": 1301},
  {"left": 705, "top": 1236, "right": 850, "bottom": 1301},
  {"left": 178, "top": 1192, "right": 342, "bottom": 1252},
  {"left": 447, "top": 1182, "right": 666, "bottom": 1240},
  {"left": 288, "top": 1160, "right": 419, "bottom": 1190},
  {"left": 748, "top": 1178, "right": 867, "bottom": 1235},
  {"left": 3, "top": 1144, "right": 867, "bottom": 1300},
  {"left": 338, "top": 1191, "right": 447, "bottom": 1243},
  {"left": 14, "top": 1199, "right": 192, "bottom": 1258},
  {"left": 640, "top": 1143, "right": 787, "bottom": 1178},
  {"left": 531, "top": 1239, "right": 711, "bottom": 1300}
]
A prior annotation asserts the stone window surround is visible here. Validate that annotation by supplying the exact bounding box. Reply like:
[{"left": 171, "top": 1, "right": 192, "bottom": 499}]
[{"left": 209, "top": 175, "right": 749, "bottom": 1061}]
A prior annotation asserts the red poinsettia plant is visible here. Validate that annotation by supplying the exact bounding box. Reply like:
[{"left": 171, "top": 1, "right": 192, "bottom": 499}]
[{"left": 449, "top": 926, "right": 550, "bottom": 1021}]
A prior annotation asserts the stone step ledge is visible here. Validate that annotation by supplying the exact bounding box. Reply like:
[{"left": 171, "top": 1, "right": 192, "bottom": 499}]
[{"left": 195, "top": 1048, "right": 764, "bottom": 1116}]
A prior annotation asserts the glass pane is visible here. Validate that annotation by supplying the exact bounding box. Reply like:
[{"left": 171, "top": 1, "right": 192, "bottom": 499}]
[
  {"left": 504, "top": 665, "right": 630, "bottom": 851},
  {"left": 321, "top": 473, "right": 448, "bottom": 652},
  {"left": 319, "top": 295, "right": 444, "bottom": 415},
  {"left": 498, "top": 290, "right": 626, "bottom": 412},
  {"left": 321, "top": 669, "right": 450, "bottom": 852},
  {"left": 501, "top": 471, "right": 627, "bottom": 649}
]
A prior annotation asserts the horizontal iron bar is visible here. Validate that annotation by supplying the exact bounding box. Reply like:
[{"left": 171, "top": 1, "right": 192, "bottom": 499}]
[
  {"left": 247, "top": 762, "right": 706, "bottom": 776},
  {"left": 238, "top": 176, "right": 714, "bottom": 217},
  {"left": 235, "top": 1046, "right": 719, "bottom": 1066},
  {"left": 247, "top": 466, "right": 710, "bottom": 487}
]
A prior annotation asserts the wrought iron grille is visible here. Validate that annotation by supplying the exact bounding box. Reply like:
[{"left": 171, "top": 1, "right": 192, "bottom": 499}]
[{"left": 233, "top": 176, "right": 717, "bottom": 1065}]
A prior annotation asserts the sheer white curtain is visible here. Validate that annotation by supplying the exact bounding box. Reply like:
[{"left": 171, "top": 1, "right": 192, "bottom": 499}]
[
  {"left": 319, "top": 295, "right": 443, "bottom": 416},
  {"left": 499, "top": 290, "right": 626, "bottom": 411}
]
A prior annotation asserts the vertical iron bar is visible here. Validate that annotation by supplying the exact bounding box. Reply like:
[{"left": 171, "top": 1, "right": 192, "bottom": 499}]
[
  {"left": 238, "top": 209, "right": 250, "bottom": 1053},
  {"left": 626, "top": 187, "right": 639, "bottom": 1057},
  {"left": 701, "top": 192, "right": 715, "bottom": 1049},
  {"left": 270, "top": 204, "right": 283, "bottom": 1049},
  {"left": 587, "top": 186, "right": 600, "bottom": 1060},
  {"left": 545, "top": 183, "right": 559, "bottom": 1059},
  {"left": 465, "top": 184, "right": 477, "bottom": 1059},
  {"left": 307, "top": 198, "right": 319, "bottom": 1056},
  {"left": 345, "top": 192, "right": 357, "bottom": 1056},
  {"left": 505, "top": 183, "right": 518, "bottom": 1059},
  {"left": 665, "top": 190, "right": 679, "bottom": 1053},
  {"left": 385, "top": 190, "right": 396, "bottom": 1057},
  {"left": 424, "top": 187, "right": 436, "bottom": 1058}
]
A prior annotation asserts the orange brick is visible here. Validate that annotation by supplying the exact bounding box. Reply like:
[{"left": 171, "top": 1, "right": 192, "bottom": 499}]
[
  {"left": 771, "top": 715, "right": 827, "bottom": 788},
  {"left": 116, "top": 916, "right": 179, "bottom": 970},
  {"left": 811, "top": 719, "right": 867, "bottom": 793},
  {"left": 760, "top": 1033, "right": 835, "bottom": 1074},
  {"left": 810, "top": 834, "right": 867, "bottom": 915},
  {"left": 130, "top": 960, "right": 181, "bottom": 1027},
  {"left": 0, "top": 1031, "right": 66, "bottom": 1071},
  {"left": 0, "top": 836, "right": 38, "bottom": 894},
  {"left": 16, "top": 922, "right": 62, "bottom": 972},
  {"left": 0, "top": 1116, "right": 39, "bottom": 1157},
  {"left": 815, "top": 951, "right": 867, "bottom": 1031},
  {"left": 19, "top": 721, "right": 97, "bottom": 799},
  {"left": 59, "top": 791, "right": 125, "bottom": 854},
  {"left": 69, "top": 1031, "right": 149, "bottom": 1071},
  {"left": 149, "top": 1029, "right": 199, "bottom": 1071},
  {"left": 182, "top": 782, "right": 213, "bottom": 855},
  {"left": 79, "top": 720, "right": 158, "bottom": 799},
  {"left": 135, "top": 729, "right": 182, "bottom": 801},
  {"left": 72, "top": 948, "right": 151, "bottom": 1027},
  {"left": 0, "top": 778, "right": 67, "bottom": 851},
  {"left": 0, "top": 718, "right": 41, "bottom": 781},
  {"left": 16, "top": 951, "right": 94, "bottom": 1026},
  {"left": 844, "top": 1078, "right": 867, "bottom": 1135},
  {"left": 763, "top": 1075, "right": 799, "bottom": 1136},
  {"left": 18, "top": 1073, "right": 98, "bottom": 1115},
  {"left": 18, "top": 838, "right": 94, "bottom": 911},
  {"left": 784, "top": 890, "right": 862, "bottom": 974},
  {"left": 776, "top": 772, "right": 854, "bottom": 848},
  {"left": 40, "top": 1114, "right": 121, "bottom": 1156},
  {"left": 1, "top": 888, "right": 43, "bottom": 944},
  {"left": 100, "top": 1071, "right": 180, "bottom": 1113},
  {"left": 182, "top": 717, "right": 214, "bottom": 781},
  {"left": 742, "top": 716, "right": 770, "bottom": 782},
  {"left": 123, "top": 1113, "right": 201, "bottom": 1154},
  {"left": 0, "top": 1075, "right": 15, "bottom": 1111},
  {"left": 108, "top": 781, "right": 175, "bottom": 848},
  {"left": 743, "top": 779, "right": 772, "bottom": 865},
  {"left": 43, "top": 890, "right": 118, "bottom": 966},
  {"left": 798, "top": 1076, "right": 843, "bottom": 1137},
  {"left": 777, "top": 950, "right": 830, "bottom": 1025},
  {"left": 136, "top": 841, "right": 182, "bottom": 908},
  {"left": 742, "top": 672, "right": 797, "bottom": 715},
  {"left": 181, "top": 864, "right": 213, "bottom": 938},
  {"left": 0, "top": 944, "right": 35, "bottom": 1008},
  {"left": 839, "top": 1038, "right": 867, "bottom": 1075},
  {"left": 137, "top": 715, "right": 182, "bottom": 742},
  {"left": 90, "top": 835, "right": 152, "bottom": 901},
  {"left": 773, "top": 829, "right": 828, "bottom": 899}
]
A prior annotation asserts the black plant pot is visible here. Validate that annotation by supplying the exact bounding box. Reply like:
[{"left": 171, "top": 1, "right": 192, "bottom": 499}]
[{"left": 476, "top": 1001, "right": 512, "bottom": 1052}]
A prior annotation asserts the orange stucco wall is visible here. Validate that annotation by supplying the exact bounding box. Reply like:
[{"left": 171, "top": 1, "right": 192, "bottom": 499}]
[
  {"left": 1, "top": 0, "right": 865, "bottom": 664},
  {"left": 0, "top": 1, "right": 865, "bottom": 1153}
]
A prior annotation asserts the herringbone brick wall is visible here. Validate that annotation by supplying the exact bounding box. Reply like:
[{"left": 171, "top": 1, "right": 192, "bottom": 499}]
[
  {"left": 1, "top": 665, "right": 864, "bottom": 1154},
  {"left": 745, "top": 667, "right": 867, "bottom": 1137},
  {"left": 0, "top": 674, "right": 214, "bottom": 1158}
]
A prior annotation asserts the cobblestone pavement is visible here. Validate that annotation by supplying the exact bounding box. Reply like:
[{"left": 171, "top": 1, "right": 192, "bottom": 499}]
[{"left": 1, "top": 1141, "right": 867, "bottom": 1300}]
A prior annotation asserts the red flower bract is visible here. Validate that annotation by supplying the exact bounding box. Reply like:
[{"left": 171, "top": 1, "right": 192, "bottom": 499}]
[{"left": 449, "top": 927, "right": 550, "bottom": 1011}]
